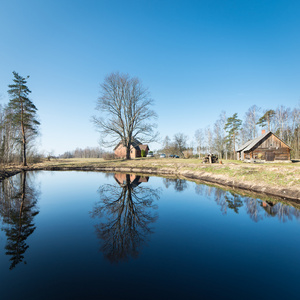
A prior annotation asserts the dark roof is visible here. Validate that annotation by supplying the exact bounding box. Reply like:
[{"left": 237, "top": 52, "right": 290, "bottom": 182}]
[
  {"left": 237, "top": 131, "right": 291, "bottom": 152},
  {"left": 131, "top": 138, "right": 142, "bottom": 149},
  {"left": 114, "top": 138, "right": 142, "bottom": 151}
]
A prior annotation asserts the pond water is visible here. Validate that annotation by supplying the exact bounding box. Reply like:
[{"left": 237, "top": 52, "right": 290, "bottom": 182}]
[{"left": 0, "top": 171, "right": 300, "bottom": 300}]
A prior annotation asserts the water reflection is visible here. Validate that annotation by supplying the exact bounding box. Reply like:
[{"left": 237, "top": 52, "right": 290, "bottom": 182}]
[
  {"left": 0, "top": 172, "right": 39, "bottom": 269},
  {"left": 195, "top": 183, "right": 300, "bottom": 222},
  {"left": 91, "top": 173, "right": 160, "bottom": 263},
  {"left": 163, "top": 178, "right": 188, "bottom": 192}
]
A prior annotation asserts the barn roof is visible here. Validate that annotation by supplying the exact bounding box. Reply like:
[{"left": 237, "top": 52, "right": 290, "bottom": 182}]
[
  {"left": 243, "top": 131, "right": 271, "bottom": 152},
  {"left": 236, "top": 140, "right": 253, "bottom": 152},
  {"left": 237, "top": 131, "right": 292, "bottom": 152}
]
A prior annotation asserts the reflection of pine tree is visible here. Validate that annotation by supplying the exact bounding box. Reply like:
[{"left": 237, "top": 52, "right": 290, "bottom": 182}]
[
  {"left": 0, "top": 172, "right": 39, "bottom": 270},
  {"left": 91, "top": 174, "right": 160, "bottom": 263},
  {"left": 225, "top": 194, "right": 243, "bottom": 214}
]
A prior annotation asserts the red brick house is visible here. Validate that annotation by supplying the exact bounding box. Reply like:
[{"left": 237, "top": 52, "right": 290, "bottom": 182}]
[
  {"left": 114, "top": 139, "right": 149, "bottom": 159},
  {"left": 114, "top": 173, "right": 149, "bottom": 186}
]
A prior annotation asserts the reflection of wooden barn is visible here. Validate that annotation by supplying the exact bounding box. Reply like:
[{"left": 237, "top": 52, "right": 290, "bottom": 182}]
[
  {"left": 114, "top": 138, "right": 149, "bottom": 159},
  {"left": 237, "top": 130, "right": 291, "bottom": 162}
]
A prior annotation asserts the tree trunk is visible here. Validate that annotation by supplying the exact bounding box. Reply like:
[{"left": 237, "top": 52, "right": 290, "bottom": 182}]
[
  {"left": 126, "top": 145, "right": 131, "bottom": 160},
  {"left": 21, "top": 123, "right": 27, "bottom": 166},
  {"left": 19, "top": 171, "right": 26, "bottom": 246},
  {"left": 21, "top": 99, "right": 27, "bottom": 166},
  {"left": 22, "top": 139, "right": 27, "bottom": 166},
  {"left": 233, "top": 133, "right": 236, "bottom": 160}
]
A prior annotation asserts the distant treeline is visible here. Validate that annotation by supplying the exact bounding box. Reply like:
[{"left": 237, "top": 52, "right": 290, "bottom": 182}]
[
  {"left": 194, "top": 104, "right": 300, "bottom": 159},
  {"left": 59, "top": 147, "right": 105, "bottom": 159},
  {"left": 161, "top": 104, "right": 300, "bottom": 159}
]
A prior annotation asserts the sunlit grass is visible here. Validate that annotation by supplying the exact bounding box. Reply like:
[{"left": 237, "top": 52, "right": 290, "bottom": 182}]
[{"left": 25, "top": 157, "right": 300, "bottom": 189}]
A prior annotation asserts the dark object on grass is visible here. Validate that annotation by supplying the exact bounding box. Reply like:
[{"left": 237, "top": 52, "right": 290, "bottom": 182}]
[{"left": 202, "top": 154, "right": 218, "bottom": 164}]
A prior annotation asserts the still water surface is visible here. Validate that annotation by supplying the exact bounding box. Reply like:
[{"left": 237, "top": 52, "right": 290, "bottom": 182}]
[{"left": 0, "top": 171, "right": 299, "bottom": 299}]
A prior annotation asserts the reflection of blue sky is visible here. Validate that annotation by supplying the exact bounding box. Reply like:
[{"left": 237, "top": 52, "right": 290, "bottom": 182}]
[{"left": 0, "top": 171, "right": 300, "bottom": 299}]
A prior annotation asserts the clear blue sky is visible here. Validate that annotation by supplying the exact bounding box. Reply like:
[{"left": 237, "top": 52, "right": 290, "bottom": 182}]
[{"left": 0, "top": 0, "right": 299, "bottom": 154}]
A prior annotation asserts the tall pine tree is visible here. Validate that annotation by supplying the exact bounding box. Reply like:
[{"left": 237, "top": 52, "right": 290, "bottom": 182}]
[
  {"left": 256, "top": 109, "right": 275, "bottom": 131},
  {"left": 225, "top": 113, "right": 242, "bottom": 159},
  {"left": 7, "top": 72, "right": 40, "bottom": 166}
]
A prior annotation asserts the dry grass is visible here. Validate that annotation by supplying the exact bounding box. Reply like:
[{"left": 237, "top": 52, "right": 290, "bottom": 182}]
[{"left": 28, "top": 157, "right": 300, "bottom": 189}]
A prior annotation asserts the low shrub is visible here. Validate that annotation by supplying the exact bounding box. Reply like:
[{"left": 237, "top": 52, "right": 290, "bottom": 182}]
[
  {"left": 183, "top": 150, "right": 193, "bottom": 159},
  {"left": 28, "top": 154, "right": 44, "bottom": 163},
  {"left": 102, "top": 152, "right": 115, "bottom": 160}
]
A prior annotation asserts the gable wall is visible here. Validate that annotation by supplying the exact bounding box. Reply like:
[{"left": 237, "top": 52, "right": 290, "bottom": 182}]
[
  {"left": 256, "top": 134, "right": 290, "bottom": 150},
  {"left": 114, "top": 144, "right": 140, "bottom": 158},
  {"left": 114, "top": 144, "right": 127, "bottom": 158}
]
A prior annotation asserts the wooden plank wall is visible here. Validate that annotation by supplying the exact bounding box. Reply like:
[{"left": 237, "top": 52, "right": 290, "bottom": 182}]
[{"left": 244, "top": 134, "right": 291, "bottom": 160}]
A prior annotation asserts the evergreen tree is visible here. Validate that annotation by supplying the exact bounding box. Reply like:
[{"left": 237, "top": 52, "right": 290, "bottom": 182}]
[
  {"left": 225, "top": 113, "right": 242, "bottom": 159},
  {"left": 7, "top": 72, "right": 40, "bottom": 166},
  {"left": 256, "top": 109, "right": 275, "bottom": 131}
]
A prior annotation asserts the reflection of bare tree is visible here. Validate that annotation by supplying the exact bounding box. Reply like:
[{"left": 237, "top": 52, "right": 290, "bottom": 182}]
[
  {"left": 91, "top": 174, "right": 160, "bottom": 263},
  {"left": 214, "top": 189, "right": 228, "bottom": 214},
  {"left": 243, "top": 198, "right": 263, "bottom": 222},
  {"left": 194, "top": 183, "right": 300, "bottom": 223},
  {"left": 163, "top": 178, "right": 188, "bottom": 192},
  {"left": 262, "top": 201, "right": 300, "bottom": 222},
  {"left": 0, "top": 172, "right": 39, "bottom": 269},
  {"left": 195, "top": 183, "right": 206, "bottom": 196}
]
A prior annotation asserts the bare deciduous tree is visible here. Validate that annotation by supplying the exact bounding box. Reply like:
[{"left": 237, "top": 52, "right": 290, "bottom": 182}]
[
  {"left": 173, "top": 133, "right": 188, "bottom": 157},
  {"left": 93, "top": 72, "right": 158, "bottom": 159},
  {"left": 205, "top": 126, "right": 213, "bottom": 154},
  {"left": 213, "top": 111, "right": 227, "bottom": 159},
  {"left": 275, "top": 105, "right": 290, "bottom": 140},
  {"left": 243, "top": 105, "right": 261, "bottom": 140},
  {"left": 195, "top": 129, "right": 204, "bottom": 159}
]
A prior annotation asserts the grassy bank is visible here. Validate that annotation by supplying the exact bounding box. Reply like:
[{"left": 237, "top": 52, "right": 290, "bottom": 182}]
[
  {"left": 1, "top": 157, "right": 299, "bottom": 200},
  {"left": 31, "top": 157, "right": 300, "bottom": 188}
]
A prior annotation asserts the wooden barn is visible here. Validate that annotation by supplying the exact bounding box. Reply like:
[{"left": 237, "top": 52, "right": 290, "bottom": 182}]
[
  {"left": 114, "top": 138, "right": 149, "bottom": 159},
  {"left": 237, "top": 130, "right": 291, "bottom": 162}
]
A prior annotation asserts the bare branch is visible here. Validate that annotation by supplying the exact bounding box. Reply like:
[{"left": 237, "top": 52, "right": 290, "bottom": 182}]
[{"left": 93, "top": 72, "right": 158, "bottom": 157}]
